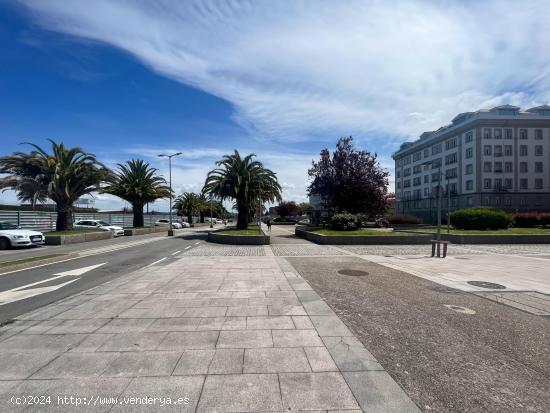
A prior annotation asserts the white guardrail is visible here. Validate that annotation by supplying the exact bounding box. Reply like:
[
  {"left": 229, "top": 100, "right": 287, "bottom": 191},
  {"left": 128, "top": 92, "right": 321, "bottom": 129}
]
[{"left": 0, "top": 210, "right": 175, "bottom": 231}]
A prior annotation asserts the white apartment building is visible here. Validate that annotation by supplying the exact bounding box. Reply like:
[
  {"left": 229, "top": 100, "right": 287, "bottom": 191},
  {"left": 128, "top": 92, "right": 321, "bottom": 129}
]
[{"left": 392, "top": 105, "right": 550, "bottom": 222}]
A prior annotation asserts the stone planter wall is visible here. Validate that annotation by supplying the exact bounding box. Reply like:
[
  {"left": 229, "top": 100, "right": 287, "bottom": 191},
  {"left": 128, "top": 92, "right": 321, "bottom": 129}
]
[
  {"left": 208, "top": 229, "right": 270, "bottom": 245},
  {"left": 395, "top": 230, "right": 550, "bottom": 244},
  {"left": 124, "top": 226, "right": 167, "bottom": 236},
  {"left": 45, "top": 231, "right": 114, "bottom": 245},
  {"left": 295, "top": 227, "right": 432, "bottom": 245}
]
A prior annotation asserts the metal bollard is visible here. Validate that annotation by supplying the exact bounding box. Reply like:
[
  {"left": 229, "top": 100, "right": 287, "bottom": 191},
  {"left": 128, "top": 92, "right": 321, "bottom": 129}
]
[{"left": 431, "top": 240, "right": 436, "bottom": 257}]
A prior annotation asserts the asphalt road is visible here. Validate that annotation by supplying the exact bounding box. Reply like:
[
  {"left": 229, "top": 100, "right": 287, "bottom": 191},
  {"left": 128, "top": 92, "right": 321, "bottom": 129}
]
[
  {"left": 0, "top": 231, "right": 208, "bottom": 323},
  {"left": 288, "top": 256, "right": 550, "bottom": 413}
]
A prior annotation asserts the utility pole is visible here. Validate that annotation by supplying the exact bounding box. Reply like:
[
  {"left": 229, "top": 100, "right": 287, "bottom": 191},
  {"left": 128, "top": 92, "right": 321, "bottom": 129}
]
[{"left": 158, "top": 152, "right": 182, "bottom": 236}]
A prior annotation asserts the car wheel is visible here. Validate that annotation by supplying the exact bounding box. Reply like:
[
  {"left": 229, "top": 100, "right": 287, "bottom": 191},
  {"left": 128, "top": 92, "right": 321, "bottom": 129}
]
[{"left": 0, "top": 238, "right": 10, "bottom": 250}]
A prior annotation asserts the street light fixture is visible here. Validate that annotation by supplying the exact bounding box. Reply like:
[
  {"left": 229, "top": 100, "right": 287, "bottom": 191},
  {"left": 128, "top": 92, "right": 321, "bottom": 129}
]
[{"left": 158, "top": 152, "right": 182, "bottom": 236}]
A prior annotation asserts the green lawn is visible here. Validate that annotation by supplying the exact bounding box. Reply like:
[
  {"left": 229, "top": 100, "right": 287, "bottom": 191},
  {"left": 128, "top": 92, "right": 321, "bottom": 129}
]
[
  {"left": 0, "top": 253, "right": 67, "bottom": 269},
  {"left": 312, "top": 229, "right": 404, "bottom": 236},
  {"left": 43, "top": 229, "right": 103, "bottom": 235},
  {"left": 218, "top": 225, "right": 264, "bottom": 236},
  {"left": 402, "top": 227, "right": 550, "bottom": 235}
]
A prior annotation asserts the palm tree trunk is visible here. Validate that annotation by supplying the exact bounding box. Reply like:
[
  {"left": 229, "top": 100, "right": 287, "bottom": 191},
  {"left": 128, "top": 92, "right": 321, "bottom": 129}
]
[
  {"left": 133, "top": 204, "right": 144, "bottom": 228},
  {"left": 56, "top": 203, "right": 74, "bottom": 231},
  {"left": 187, "top": 213, "right": 193, "bottom": 225},
  {"left": 237, "top": 208, "right": 249, "bottom": 230},
  {"left": 200, "top": 211, "right": 205, "bottom": 223}
]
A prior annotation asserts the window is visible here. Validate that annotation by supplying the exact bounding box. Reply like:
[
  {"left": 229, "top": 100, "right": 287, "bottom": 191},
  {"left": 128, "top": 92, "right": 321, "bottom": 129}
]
[
  {"left": 504, "top": 179, "right": 512, "bottom": 189},
  {"left": 397, "top": 182, "right": 401, "bottom": 189},
  {"left": 449, "top": 183, "right": 457, "bottom": 194},
  {"left": 504, "top": 128, "right": 512, "bottom": 139},
  {"left": 519, "top": 129, "right": 527, "bottom": 139},
  {"left": 535, "top": 129, "right": 543, "bottom": 140},
  {"left": 424, "top": 187, "right": 430, "bottom": 196},
  {"left": 494, "top": 179, "right": 502, "bottom": 190},
  {"left": 484, "top": 162, "right": 492, "bottom": 172},
  {"left": 432, "top": 173, "right": 440, "bottom": 182},
  {"left": 535, "top": 162, "right": 543, "bottom": 173},
  {"left": 520, "top": 162, "right": 528, "bottom": 173},
  {"left": 446, "top": 168, "right": 458, "bottom": 178},
  {"left": 535, "top": 145, "right": 543, "bottom": 156},
  {"left": 504, "top": 197, "right": 511, "bottom": 206},
  {"left": 536, "top": 196, "right": 543, "bottom": 206},
  {"left": 414, "top": 189, "right": 422, "bottom": 198},
  {"left": 413, "top": 165, "right": 422, "bottom": 174},
  {"left": 494, "top": 128, "right": 502, "bottom": 139},
  {"left": 484, "top": 179, "right": 491, "bottom": 189},
  {"left": 520, "top": 145, "right": 528, "bottom": 156},
  {"left": 467, "top": 197, "right": 473, "bottom": 206},
  {"left": 424, "top": 148, "right": 430, "bottom": 157},
  {"left": 413, "top": 151, "right": 422, "bottom": 161},
  {"left": 504, "top": 145, "right": 512, "bottom": 156},
  {"left": 466, "top": 164, "right": 473, "bottom": 174},
  {"left": 445, "top": 153, "right": 457, "bottom": 165},
  {"left": 494, "top": 145, "right": 502, "bottom": 157},
  {"left": 465, "top": 147, "right": 473, "bottom": 158},
  {"left": 466, "top": 132, "right": 473, "bottom": 143},
  {"left": 413, "top": 177, "right": 421, "bottom": 186},
  {"left": 535, "top": 179, "right": 543, "bottom": 189},
  {"left": 484, "top": 145, "right": 492, "bottom": 156},
  {"left": 505, "top": 162, "right": 513, "bottom": 173},
  {"left": 520, "top": 179, "right": 528, "bottom": 189},
  {"left": 520, "top": 197, "right": 527, "bottom": 206},
  {"left": 404, "top": 179, "right": 411, "bottom": 188},
  {"left": 484, "top": 128, "right": 492, "bottom": 139},
  {"left": 396, "top": 171, "right": 401, "bottom": 178},
  {"left": 424, "top": 175, "right": 430, "bottom": 183},
  {"left": 404, "top": 168, "right": 411, "bottom": 176},
  {"left": 466, "top": 180, "right": 473, "bottom": 190},
  {"left": 432, "top": 144, "right": 442, "bottom": 155},
  {"left": 494, "top": 162, "right": 502, "bottom": 173},
  {"left": 494, "top": 197, "right": 501, "bottom": 206},
  {"left": 484, "top": 197, "right": 490, "bottom": 205},
  {"left": 445, "top": 138, "right": 457, "bottom": 150},
  {"left": 432, "top": 158, "right": 442, "bottom": 169}
]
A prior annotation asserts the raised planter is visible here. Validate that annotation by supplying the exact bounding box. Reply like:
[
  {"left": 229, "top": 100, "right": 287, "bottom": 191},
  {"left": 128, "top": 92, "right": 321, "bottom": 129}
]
[
  {"left": 295, "top": 227, "right": 432, "bottom": 245},
  {"left": 45, "top": 231, "right": 114, "bottom": 245},
  {"left": 272, "top": 222, "right": 297, "bottom": 226},
  {"left": 208, "top": 229, "right": 270, "bottom": 245},
  {"left": 124, "top": 226, "right": 168, "bottom": 236},
  {"left": 395, "top": 230, "right": 550, "bottom": 244}
]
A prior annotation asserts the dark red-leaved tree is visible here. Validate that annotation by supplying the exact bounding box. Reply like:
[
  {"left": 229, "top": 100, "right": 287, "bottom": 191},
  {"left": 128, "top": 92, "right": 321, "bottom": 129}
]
[
  {"left": 308, "top": 136, "right": 389, "bottom": 215},
  {"left": 276, "top": 201, "right": 300, "bottom": 218}
]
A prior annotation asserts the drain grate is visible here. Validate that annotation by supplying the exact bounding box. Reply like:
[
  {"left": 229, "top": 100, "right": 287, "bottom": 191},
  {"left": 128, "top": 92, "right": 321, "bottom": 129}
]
[
  {"left": 468, "top": 281, "right": 506, "bottom": 289},
  {"left": 338, "top": 269, "right": 368, "bottom": 277}
]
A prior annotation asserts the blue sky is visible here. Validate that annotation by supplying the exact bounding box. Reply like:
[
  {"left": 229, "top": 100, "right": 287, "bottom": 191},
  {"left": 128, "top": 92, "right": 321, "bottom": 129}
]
[{"left": 1, "top": 0, "right": 550, "bottom": 211}]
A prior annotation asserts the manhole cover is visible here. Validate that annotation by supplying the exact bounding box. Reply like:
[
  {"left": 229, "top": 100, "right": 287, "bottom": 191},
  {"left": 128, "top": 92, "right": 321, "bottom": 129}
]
[
  {"left": 468, "top": 281, "right": 506, "bottom": 289},
  {"left": 338, "top": 269, "right": 368, "bottom": 277}
]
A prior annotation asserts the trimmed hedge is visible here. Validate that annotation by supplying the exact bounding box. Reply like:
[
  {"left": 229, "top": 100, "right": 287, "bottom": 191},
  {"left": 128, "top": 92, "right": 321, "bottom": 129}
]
[
  {"left": 387, "top": 213, "right": 421, "bottom": 225},
  {"left": 450, "top": 207, "right": 513, "bottom": 230},
  {"left": 512, "top": 212, "right": 550, "bottom": 228},
  {"left": 330, "top": 213, "right": 358, "bottom": 231}
]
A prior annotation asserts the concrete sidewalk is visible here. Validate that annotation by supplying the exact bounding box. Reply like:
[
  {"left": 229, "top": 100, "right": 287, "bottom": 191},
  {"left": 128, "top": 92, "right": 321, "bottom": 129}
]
[{"left": 0, "top": 253, "right": 419, "bottom": 412}]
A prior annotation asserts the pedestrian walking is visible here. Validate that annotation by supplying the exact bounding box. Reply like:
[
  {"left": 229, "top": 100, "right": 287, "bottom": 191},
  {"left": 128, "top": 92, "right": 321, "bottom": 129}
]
[{"left": 267, "top": 218, "right": 272, "bottom": 231}]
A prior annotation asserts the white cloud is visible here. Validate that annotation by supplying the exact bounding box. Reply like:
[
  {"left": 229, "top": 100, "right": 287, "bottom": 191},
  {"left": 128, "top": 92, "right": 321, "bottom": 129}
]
[{"left": 18, "top": 0, "right": 550, "bottom": 149}]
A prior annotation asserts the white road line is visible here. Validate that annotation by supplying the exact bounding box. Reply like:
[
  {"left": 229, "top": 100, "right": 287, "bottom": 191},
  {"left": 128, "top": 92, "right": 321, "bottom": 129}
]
[
  {"left": 171, "top": 250, "right": 181, "bottom": 255},
  {"left": 145, "top": 257, "right": 167, "bottom": 267},
  {"left": 54, "top": 263, "right": 107, "bottom": 277},
  {"left": 184, "top": 246, "right": 192, "bottom": 250},
  {"left": 195, "top": 242, "right": 201, "bottom": 245}
]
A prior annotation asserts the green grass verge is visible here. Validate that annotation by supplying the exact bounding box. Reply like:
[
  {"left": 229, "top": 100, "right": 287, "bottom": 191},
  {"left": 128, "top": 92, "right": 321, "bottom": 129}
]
[
  {"left": 218, "top": 225, "right": 263, "bottom": 236},
  {"left": 312, "top": 229, "right": 405, "bottom": 236},
  {"left": 43, "top": 229, "right": 104, "bottom": 235},
  {"left": 0, "top": 253, "right": 67, "bottom": 269},
  {"left": 402, "top": 227, "right": 550, "bottom": 235}
]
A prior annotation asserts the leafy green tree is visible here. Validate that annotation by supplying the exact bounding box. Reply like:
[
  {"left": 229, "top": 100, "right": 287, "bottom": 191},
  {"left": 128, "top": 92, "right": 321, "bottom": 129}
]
[
  {"left": 0, "top": 140, "right": 108, "bottom": 230},
  {"left": 308, "top": 136, "right": 389, "bottom": 216},
  {"left": 203, "top": 151, "right": 282, "bottom": 229},
  {"left": 276, "top": 201, "right": 300, "bottom": 218},
  {"left": 297, "top": 202, "right": 312, "bottom": 215},
  {"left": 103, "top": 159, "right": 170, "bottom": 228}
]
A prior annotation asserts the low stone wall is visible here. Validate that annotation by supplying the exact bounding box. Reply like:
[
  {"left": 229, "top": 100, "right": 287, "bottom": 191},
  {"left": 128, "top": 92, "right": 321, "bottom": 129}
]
[
  {"left": 396, "top": 230, "right": 550, "bottom": 244},
  {"left": 124, "top": 226, "right": 167, "bottom": 236},
  {"left": 207, "top": 229, "right": 270, "bottom": 245},
  {"left": 295, "top": 227, "right": 432, "bottom": 245},
  {"left": 272, "top": 222, "right": 297, "bottom": 226},
  {"left": 45, "top": 231, "right": 114, "bottom": 245}
]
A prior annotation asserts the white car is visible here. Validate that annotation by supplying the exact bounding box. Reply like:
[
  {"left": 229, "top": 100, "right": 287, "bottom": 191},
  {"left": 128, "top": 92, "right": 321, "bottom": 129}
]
[
  {"left": 215, "top": 219, "right": 223, "bottom": 224},
  {"left": 181, "top": 221, "right": 191, "bottom": 228},
  {"left": 154, "top": 219, "right": 182, "bottom": 229},
  {"left": 0, "top": 221, "right": 45, "bottom": 249},
  {"left": 74, "top": 220, "right": 125, "bottom": 236}
]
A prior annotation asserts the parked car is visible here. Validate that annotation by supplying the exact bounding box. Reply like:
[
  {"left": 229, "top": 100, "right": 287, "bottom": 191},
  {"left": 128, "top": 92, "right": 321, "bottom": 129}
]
[
  {"left": 215, "top": 219, "right": 223, "bottom": 224},
  {"left": 181, "top": 221, "right": 191, "bottom": 228},
  {"left": 0, "top": 221, "right": 45, "bottom": 249},
  {"left": 74, "top": 220, "right": 125, "bottom": 236},
  {"left": 154, "top": 219, "right": 182, "bottom": 229}
]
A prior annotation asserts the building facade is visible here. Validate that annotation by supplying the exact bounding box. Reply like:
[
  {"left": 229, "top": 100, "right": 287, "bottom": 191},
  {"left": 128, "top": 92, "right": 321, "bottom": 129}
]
[{"left": 392, "top": 105, "right": 550, "bottom": 222}]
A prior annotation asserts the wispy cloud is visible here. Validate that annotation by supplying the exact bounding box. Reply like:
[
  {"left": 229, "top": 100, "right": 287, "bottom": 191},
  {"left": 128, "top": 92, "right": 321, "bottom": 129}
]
[{"left": 17, "top": 0, "right": 550, "bottom": 148}]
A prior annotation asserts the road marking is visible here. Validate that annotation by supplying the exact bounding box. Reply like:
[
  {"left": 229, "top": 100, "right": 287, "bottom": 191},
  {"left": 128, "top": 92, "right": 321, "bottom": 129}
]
[
  {"left": 0, "top": 278, "right": 79, "bottom": 305},
  {"left": 195, "top": 242, "right": 201, "bottom": 245},
  {"left": 444, "top": 304, "right": 476, "bottom": 315},
  {"left": 146, "top": 257, "right": 167, "bottom": 267},
  {"left": 171, "top": 250, "right": 181, "bottom": 256},
  {"left": 54, "top": 263, "right": 107, "bottom": 277},
  {"left": 184, "top": 246, "right": 192, "bottom": 250}
]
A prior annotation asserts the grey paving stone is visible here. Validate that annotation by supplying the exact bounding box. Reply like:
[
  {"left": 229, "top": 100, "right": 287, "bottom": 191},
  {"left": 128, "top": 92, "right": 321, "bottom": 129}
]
[
  {"left": 208, "top": 349, "right": 244, "bottom": 374},
  {"left": 172, "top": 350, "right": 215, "bottom": 375},
  {"left": 246, "top": 316, "right": 295, "bottom": 330},
  {"left": 244, "top": 347, "right": 311, "bottom": 373},
  {"left": 309, "top": 316, "right": 354, "bottom": 337},
  {"left": 16, "top": 305, "right": 71, "bottom": 321},
  {"left": 31, "top": 352, "right": 119, "bottom": 379},
  {"left": 181, "top": 307, "right": 227, "bottom": 317},
  {"left": 226, "top": 306, "right": 268, "bottom": 316},
  {"left": 118, "top": 306, "right": 186, "bottom": 318},
  {"left": 158, "top": 331, "right": 219, "bottom": 350},
  {"left": 196, "top": 316, "right": 246, "bottom": 331},
  {"left": 302, "top": 300, "right": 335, "bottom": 316},
  {"left": 279, "top": 372, "right": 360, "bottom": 411},
  {"left": 111, "top": 376, "right": 204, "bottom": 413},
  {"left": 292, "top": 316, "right": 315, "bottom": 329},
  {"left": 196, "top": 374, "right": 282, "bottom": 413},
  {"left": 268, "top": 304, "right": 307, "bottom": 316},
  {"left": 102, "top": 351, "right": 182, "bottom": 377},
  {"left": 322, "top": 336, "right": 384, "bottom": 372},
  {"left": 295, "top": 290, "right": 323, "bottom": 303},
  {"left": 97, "top": 318, "right": 155, "bottom": 333},
  {"left": 145, "top": 317, "right": 201, "bottom": 332},
  {"left": 343, "top": 371, "right": 421, "bottom": 413},
  {"left": 217, "top": 330, "right": 273, "bottom": 348},
  {"left": 266, "top": 290, "right": 297, "bottom": 298},
  {"left": 19, "top": 319, "right": 63, "bottom": 334},
  {"left": 305, "top": 347, "right": 339, "bottom": 372},
  {"left": 0, "top": 333, "right": 86, "bottom": 353},
  {"left": 98, "top": 332, "right": 168, "bottom": 352},
  {"left": 68, "top": 333, "right": 114, "bottom": 352},
  {"left": 0, "top": 352, "right": 61, "bottom": 380},
  {"left": 42, "top": 318, "right": 110, "bottom": 334},
  {"left": 272, "top": 329, "right": 323, "bottom": 347}
]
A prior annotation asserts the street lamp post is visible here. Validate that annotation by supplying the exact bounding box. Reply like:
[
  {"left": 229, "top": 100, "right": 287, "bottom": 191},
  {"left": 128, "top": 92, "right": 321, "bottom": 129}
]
[
  {"left": 423, "top": 161, "right": 443, "bottom": 257},
  {"left": 158, "top": 152, "right": 182, "bottom": 236},
  {"left": 447, "top": 176, "right": 451, "bottom": 234},
  {"left": 210, "top": 197, "right": 213, "bottom": 229}
]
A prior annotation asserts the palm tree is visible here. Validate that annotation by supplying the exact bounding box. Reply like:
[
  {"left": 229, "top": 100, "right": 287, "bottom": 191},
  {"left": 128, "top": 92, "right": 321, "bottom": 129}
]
[
  {"left": 173, "top": 192, "right": 203, "bottom": 224},
  {"left": 103, "top": 159, "right": 170, "bottom": 228},
  {"left": 0, "top": 140, "right": 108, "bottom": 230},
  {"left": 203, "top": 150, "right": 282, "bottom": 229}
]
